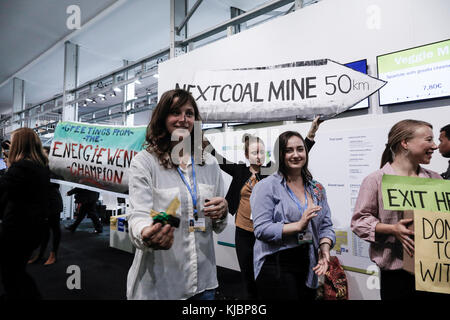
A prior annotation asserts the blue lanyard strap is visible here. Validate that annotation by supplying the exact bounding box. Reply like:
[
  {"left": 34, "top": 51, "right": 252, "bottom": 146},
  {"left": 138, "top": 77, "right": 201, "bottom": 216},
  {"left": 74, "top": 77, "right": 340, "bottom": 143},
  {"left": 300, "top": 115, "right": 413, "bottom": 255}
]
[
  {"left": 286, "top": 185, "right": 308, "bottom": 217},
  {"left": 177, "top": 157, "right": 198, "bottom": 220}
]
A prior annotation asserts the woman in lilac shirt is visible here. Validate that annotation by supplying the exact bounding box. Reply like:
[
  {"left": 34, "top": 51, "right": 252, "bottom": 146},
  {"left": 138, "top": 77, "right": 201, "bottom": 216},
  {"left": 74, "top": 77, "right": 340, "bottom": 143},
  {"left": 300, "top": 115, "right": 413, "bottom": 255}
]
[
  {"left": 250, "top": 131, "right": 335, "bottom": 300},
  {"left": 351, "top": 119, "right": 442, "bottom": 300}
]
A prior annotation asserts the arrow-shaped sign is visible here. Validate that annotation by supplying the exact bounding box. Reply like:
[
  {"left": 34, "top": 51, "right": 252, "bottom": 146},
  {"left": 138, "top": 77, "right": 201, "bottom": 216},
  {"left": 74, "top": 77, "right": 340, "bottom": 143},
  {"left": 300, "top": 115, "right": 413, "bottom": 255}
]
[{"left": 188, "top": 59, "right": 386, "bottom": 122}]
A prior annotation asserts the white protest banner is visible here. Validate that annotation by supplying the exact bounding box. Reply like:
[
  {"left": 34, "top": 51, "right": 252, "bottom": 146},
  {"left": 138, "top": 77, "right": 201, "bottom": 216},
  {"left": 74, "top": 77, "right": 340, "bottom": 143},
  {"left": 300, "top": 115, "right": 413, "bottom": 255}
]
[
  {"left": 171, "top": 59, "right": 386, "bottom": 122},
  {"left": 49, "top": 121, "right": 146, "bottom": 195}
]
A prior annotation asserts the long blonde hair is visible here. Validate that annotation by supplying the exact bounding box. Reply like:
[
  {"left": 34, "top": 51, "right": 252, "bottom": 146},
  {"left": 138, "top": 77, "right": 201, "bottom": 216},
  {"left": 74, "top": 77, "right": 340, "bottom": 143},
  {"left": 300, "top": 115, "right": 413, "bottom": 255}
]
[
  {"left": 7, "top": 128, "right": 48, "bottom": 167},
  {"left": 380, "top": 119, "right": 433, "bottom": 168}
]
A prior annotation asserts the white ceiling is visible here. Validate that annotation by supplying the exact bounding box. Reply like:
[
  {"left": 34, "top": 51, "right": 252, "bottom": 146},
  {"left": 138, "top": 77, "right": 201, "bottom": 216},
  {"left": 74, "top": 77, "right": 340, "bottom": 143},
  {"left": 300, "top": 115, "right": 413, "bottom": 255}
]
[{"left": 0, "top": 0, "right": 297, "bottom": 115}]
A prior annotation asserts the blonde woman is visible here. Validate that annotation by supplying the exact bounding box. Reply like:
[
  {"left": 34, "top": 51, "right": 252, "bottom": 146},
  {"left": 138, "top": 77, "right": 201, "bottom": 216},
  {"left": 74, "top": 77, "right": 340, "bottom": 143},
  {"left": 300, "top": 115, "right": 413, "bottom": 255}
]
[{"left": 351, "top": 119, "right": 443, "bottom": 300}]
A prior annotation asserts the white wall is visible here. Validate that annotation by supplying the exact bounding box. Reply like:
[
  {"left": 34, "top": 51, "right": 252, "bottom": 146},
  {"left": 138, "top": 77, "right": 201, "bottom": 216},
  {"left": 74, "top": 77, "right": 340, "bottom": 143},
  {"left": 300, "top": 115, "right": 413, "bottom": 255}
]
[{"left": 159, "top": 0, "right": 450, "bottom": 300}]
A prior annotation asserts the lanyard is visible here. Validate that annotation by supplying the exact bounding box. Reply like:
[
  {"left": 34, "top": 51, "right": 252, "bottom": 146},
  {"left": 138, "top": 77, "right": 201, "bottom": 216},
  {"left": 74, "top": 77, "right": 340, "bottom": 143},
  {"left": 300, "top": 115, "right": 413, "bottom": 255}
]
[
  {"left": 177, "top": 157, "right": 198, "bottom": 220},
  {"left": 286, "top": 185, "right": 308, "bottom": 217}
]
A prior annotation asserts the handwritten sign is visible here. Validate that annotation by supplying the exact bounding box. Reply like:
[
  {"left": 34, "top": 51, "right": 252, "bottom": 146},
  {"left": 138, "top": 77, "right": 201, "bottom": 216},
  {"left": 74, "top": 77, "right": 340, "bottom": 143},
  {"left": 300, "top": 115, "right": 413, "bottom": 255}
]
[
  {"left": 172, "top": 59, "right": 386, "bottom": 122},
  {"left": 382, "top": 175, "right": 450, "bottom": 294},
  {"left": 381, "top": 175, "right": 450, "bottom": 213},
  {"left": 50, "top": 121, "right": 146, "bottom": 194},
  {"left": 414, "top": 210, "right": 450, "bottom": 295}
]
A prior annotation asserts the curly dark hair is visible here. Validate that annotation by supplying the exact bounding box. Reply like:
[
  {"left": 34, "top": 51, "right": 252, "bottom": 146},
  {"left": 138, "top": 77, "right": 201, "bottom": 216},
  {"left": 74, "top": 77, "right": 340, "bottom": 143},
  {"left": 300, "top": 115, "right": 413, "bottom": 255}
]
[{"left": 145, "top": 89, "right": 204, "bottom": 168}]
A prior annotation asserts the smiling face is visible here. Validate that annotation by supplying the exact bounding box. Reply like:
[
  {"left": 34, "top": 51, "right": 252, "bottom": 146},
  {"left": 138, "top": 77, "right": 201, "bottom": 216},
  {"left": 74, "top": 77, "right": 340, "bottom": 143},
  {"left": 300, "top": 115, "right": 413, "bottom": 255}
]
[
  {"left": 165, "top": 98, "right": 195, "bottom": 140},
  {"left": 246, "top": 141, "right": 266, "bottom": 166},
  {"left": 404, "top": 126, "right": 437, "bottom": 164},
  {"left": 438, "top": 130, "right": 450, "bottom": 158},
  {"left": 283, "top": 135, "right": 307, "bottom": 172}
]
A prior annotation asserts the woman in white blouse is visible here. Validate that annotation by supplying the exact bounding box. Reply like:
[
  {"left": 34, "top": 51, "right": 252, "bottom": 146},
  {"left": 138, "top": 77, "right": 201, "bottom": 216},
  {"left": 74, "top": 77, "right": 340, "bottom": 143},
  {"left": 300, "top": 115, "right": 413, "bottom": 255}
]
[{"left": 126, "top": 89, "right": 229, "bottom": 300}]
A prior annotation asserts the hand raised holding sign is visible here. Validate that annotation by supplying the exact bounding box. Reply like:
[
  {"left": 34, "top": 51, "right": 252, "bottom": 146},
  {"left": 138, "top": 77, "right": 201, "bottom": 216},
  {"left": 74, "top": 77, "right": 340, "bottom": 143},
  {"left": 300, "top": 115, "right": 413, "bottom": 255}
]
[{"left": 306, "top": 116, "right": 324, "bottom": 141}]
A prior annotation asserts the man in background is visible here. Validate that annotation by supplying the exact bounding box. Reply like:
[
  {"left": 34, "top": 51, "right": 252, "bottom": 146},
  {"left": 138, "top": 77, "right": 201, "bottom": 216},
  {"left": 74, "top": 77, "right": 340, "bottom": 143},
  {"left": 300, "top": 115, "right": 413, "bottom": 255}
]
[
  {"left": 65, "top": 188, "right": 103, "bottom": 234},
  {"left": 438, "top": 124, "right": 450, "bottom": 180}
]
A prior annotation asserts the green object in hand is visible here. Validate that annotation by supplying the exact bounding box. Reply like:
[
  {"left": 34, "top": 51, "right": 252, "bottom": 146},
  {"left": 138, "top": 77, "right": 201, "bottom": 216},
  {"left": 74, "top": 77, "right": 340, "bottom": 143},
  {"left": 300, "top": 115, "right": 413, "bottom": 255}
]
[
  {"left": 152, "top": 212, "right": 180, "bottom": 228},
  {"left": 153, "top": 212, "right": 169, "bottom": 224}
]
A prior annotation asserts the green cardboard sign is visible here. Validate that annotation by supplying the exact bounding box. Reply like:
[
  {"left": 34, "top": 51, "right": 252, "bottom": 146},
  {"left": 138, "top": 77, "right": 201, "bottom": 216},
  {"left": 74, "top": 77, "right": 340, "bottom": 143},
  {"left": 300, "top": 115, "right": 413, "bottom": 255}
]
[{"left": 381, "top": 175, "right": 450, "bottom": 213}]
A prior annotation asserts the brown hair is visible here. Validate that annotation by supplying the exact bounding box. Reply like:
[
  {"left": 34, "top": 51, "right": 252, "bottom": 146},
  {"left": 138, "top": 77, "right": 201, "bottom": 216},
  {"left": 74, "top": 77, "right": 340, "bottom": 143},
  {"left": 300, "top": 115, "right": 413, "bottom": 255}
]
[
  {"left": 8, "top": 127, "right": 48, "bottom": 167},
  {"left": 145, "top": 89, "right": 203, "bottom": 168},
  {"left": 380, "top": 119, "right": 433, "bottom": 168},
  {"left": 274, "top": 131, "right": 312, "bottom": 184},
  {"left": 242, "top": 133, "right": 265, "bottom": 158}
]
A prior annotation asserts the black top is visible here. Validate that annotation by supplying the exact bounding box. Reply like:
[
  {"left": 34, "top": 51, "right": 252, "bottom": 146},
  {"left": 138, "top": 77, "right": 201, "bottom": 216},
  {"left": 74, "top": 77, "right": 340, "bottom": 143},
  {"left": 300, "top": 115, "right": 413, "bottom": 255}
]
[
  {"left": 442, "top": 160, "right": 450, "bottom": 180},
  {"left": 210, "top": 138, "right": 315, "bottom": 215},
  {"left": 0, "top": 159, "right": 50, "bottom": 234},
  {"left": 67, "top": 187, "right": 99, "bottom": 204},
  {"left": 48, "top": 170, "right": 64, "bottom": 214}
]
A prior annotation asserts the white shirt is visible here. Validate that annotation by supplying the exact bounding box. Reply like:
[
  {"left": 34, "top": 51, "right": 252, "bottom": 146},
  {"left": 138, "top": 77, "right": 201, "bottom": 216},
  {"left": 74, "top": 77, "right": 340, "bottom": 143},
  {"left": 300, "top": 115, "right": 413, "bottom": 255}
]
[{"left": 126, "top": 150, "right": 227, "bottom": 300}]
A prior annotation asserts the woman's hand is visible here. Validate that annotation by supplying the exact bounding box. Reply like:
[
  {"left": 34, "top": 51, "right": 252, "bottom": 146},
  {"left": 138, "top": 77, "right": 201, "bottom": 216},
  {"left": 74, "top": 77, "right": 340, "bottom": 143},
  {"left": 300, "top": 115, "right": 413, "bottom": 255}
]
[
  {"left": 392, "top": 219, "right": 415, "bottom": 257},
  {"left": 296, "top": 205, "right": 321, "bottom": 232},
  {"left": 313, "top": 243, "right": 331, "bottom": 276},
  {"left": 204, "top": 197, "right": 228, "bottom": 220},
  {"left": 141, "top": 223, "right": 175, "bottom": 250},
  {"left": 307, "top": 116, "right": 324, "bottom": 141}
]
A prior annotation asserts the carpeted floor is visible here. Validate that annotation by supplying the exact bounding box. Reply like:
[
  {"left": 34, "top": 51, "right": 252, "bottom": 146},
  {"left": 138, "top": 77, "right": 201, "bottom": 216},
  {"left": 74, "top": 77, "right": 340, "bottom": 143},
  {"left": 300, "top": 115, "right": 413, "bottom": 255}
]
[{"left": 0, "top": 219, "right": 244, "bottom": 300}]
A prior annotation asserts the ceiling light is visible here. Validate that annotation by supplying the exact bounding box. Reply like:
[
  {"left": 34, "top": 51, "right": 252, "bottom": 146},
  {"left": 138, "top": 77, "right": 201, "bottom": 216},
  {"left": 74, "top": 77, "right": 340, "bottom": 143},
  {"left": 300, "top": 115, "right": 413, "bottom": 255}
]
[
  {"left": 82, "top": 101, "right": 87, "bottom": 106},
  {"left": 98, "top": 93, "right": 106, "bottom": 97},
  {"left": 85, "top": 98, "right": 93, "bottom": 102},
  {"left": 100, "top": 96, "right": 106, "bottom": 101},
  {"left": 110, "top": 91, "right": 117, "bottom": 97},
  {"left": 92, "top": 98, "right": 97, "bottom": 104},
  {"left": 153, "top": 74, "right": 159, "bottom": 79},
  {"left": 113, "top": 87, "right": 122, "bottom": 92},
  {"left": 134, "top": 79, "right": 141, "bottom": 85}
]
